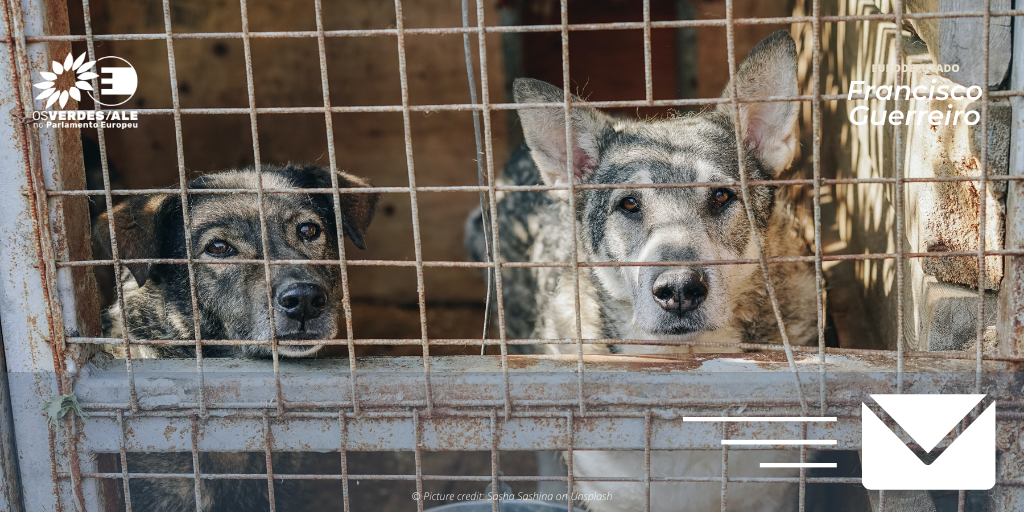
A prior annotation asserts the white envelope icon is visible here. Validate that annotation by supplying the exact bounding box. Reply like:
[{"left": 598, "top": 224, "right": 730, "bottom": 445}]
[{"left": 862, "top": 394, "right": 995, "bottom": 490}]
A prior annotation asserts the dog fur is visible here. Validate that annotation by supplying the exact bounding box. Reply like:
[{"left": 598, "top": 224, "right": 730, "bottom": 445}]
[
  {"left": 95, "top": 164, "right": 379, "bottom": 511},
  {"left": 467, "top": 31, "right": 819, "bottom": 511},
  {"left": 97, "top": 163, "right": 379, "bottom": 359}
]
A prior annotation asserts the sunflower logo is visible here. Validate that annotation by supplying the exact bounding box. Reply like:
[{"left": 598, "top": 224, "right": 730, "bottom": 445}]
[{"left": 33, "top": 52, "right": 98, "bottom": 109}]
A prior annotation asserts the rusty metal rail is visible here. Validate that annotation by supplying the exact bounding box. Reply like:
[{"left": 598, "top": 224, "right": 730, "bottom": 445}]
[
  {"left": 0, "top": 0, "right": 1021, "bottom": 511},
  {"left": 0, "top": 9, "right": 1018, "bottom": 44},
  {"left": 38, "top": 354, "right": 1024, "bottom": 502}
]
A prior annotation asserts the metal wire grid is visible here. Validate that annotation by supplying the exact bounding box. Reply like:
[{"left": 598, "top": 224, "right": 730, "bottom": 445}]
[
  {"left": 54, "top": 395, "right": 1024, "bottom": 512},
  {"left": 0, "top": 0, "right": 1021, "bottom": 511}
]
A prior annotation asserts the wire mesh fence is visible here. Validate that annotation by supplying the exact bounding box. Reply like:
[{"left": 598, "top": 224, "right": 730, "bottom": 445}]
[{"left": 0, "top": 0, "right": 1022, "bottom": 511}]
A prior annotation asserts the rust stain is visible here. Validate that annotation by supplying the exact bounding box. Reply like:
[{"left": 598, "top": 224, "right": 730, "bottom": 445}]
[
  {"left": 505, "top": 354, "right": 554, "bottom": 370},
  {"left": 960, "top": 155, "right": 980, "bottom": 174},
  {"left": 505, "top": 352, "right": 802, "bottom": 371},
  {"left": 8, "top": 19, "right": 69, "bottom": 388},
  {"left": 64, "top": 418, "right": 86, "bottom": 511},
  {"left": 585, "top": 354, "right": 708, "bottom": 371},
  {"left": 163, "top": 425, "right": 177, "bottom": 441},
  {"left": 1012, "top": 255, "right": 1024, "bottom": 356}
]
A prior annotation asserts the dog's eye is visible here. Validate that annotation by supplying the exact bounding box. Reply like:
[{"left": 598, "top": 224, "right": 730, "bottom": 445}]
[
  {"left": 619, "top": 197, "right": 641, "bottom": 213},
  {"left": 712, "top": 189, "right": 734, "bottom": 205},
  {"left": 297, "top": 222, "right": 321, "bottom": 241},
  {"left": 204, "top": 240, "right": 235, "bottom": 257}
]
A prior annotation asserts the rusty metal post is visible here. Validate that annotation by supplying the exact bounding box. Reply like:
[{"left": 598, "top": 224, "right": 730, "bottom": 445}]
[
  {"left": 1, "top": 0, "right": 101, "bottom": 509},
  {"left": 0, "top": 10, "right": 26, "bottom": 512},
  {"left": 0, "top": 3, "right": 64, "bottom": 510},
  {"left": 0, "top": 331, "right": 24, "bottom": 512},
  {"left": 992, "top": 8, "right": 1024, "bottom": 512},
  {"left": 998, "top": 0, "right": 1024, "bottom": 359},
  {"left": 0, "top": 45, "right": 66, "bottom": 512}
]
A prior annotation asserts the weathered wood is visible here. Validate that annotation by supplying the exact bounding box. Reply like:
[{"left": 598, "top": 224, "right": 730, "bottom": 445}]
[
  {"left": 904, "top": 0, "right": 1011, "bottom": 88},
  {"left": 909, "top": 264, "right": 998, "bottom": 353},
  {"left": 78, "top": 0, "right": 507, "bottom": 312},
  {"left": 865, "top": 487, "right": 937, "bottom": 512},
  {"left": 674, "top": 0, "right": 698, "bottom": 101},
  {"left": 996, "top": 13, "right": 1024, "bottom": 358},
  {"left": 795, "top": 0, "right": 1011, "bottom": 354},
  {"left": 902, "top": 71, "right": 1007, "bottom": 290}
]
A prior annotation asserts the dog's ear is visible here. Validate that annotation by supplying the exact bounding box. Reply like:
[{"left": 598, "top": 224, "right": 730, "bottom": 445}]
[
  {"left": 514, "top": 78, "right": 613, "bottom": 187},
  {"left": 94, "top": 194, "right": 178, "bottom": 287},
  {"left": 285, "top": 164, "right": 380, "bottom": 250},
  {"left": 333, "top": 171, "right": 379, "bottom": 250},
  {"left": 716, "top": 30, "right": 799, "bottom": 175}
]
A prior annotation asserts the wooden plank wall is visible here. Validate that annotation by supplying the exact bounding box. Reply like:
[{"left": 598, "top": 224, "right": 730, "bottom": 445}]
[{"left": 68, "top": 0, "right": 791, "bottom": 353}]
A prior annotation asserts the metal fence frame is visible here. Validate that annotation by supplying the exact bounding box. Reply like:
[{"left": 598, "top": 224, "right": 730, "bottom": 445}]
[{"left": 0, "top": 0, "right": 1022, "bottom": 511}]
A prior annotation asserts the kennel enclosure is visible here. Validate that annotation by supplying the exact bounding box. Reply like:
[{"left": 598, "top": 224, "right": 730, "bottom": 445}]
[{"left": 1, "top": 0, "right": 1024, "bottom": 511}]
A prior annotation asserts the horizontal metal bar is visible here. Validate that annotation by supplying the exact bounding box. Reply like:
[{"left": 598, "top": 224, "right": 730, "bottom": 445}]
[
  {"left": 62, "top": 337, "right": 1024, "bottom": 362},
  {"left": 67, "top": 408, "right": 1024, "bottom": 452},
  {"left": 75, "top": 407, "right": 849, "bottom": 419},
  {"left": 50, "top": 249, "right": 1024, "bottom": 270},
  {"left": 58, "top": 354, "right": 1024, "bottom": 453},
  {"left": 33, "top": 173, "right": 1024, "bottom": 198},
  {"left": 11, "top": 10, "right": 1023, "bottom": 44},
  {"left": 68, "top": 397, "right": 1024, "bottom": 414},
  {"left": 69, "top": 406, "right": 1024, "bottom": 422},
  {"left": 68, "top": 406, "right": 1024, "bottom": 453},
  {"left": 65, "top": 472, "right": 1019, "bottom": 487},
  {"left": 16, "top": 90, "right": 1024, "bottom": 118}
]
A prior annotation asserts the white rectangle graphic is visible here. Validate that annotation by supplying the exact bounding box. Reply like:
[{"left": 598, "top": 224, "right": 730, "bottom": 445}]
[
  {"left": 861, "top": 395, "right": 995, "bottom": 490},
  {"left": 760, "top": 463, "right": 838, "bottom": 468},
  {"left": 683, "top": 417, "right": 838, "bottom": 422},
  {"left": 722, "top": 440, "right": 837, "bottom": 445}
]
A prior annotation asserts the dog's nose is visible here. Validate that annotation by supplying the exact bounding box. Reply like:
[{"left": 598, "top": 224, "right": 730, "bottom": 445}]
[
  {"left": 652, "top": 270, "right": 707, "bottom": 314},
  {"left": 276, "top": 283, "right": 328, "bottom": 320}
]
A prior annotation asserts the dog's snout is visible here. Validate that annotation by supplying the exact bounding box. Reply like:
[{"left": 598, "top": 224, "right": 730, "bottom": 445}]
[
  {"left": 652, "top": 270, "right": 707, "bottom": 314},
  {"left": 276, "top": 283, "right": 328, "bottom": 321}
]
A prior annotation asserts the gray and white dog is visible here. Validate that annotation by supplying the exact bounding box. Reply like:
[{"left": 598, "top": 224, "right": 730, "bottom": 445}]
[
  {"left": 95, "top": 164, "right": 379, "bottom": 511},
  {"left": 467, "top": 31, "right": 818, "bottom": 511}
]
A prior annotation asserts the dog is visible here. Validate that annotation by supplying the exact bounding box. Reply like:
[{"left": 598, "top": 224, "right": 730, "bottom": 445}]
[
  {"left": 95, "top": 163, "right": 379, "bottom": 511},
  {"left": 96, "top": 163, "right": 379, "bottom": 359},
  {"left": 467, "top": 31, "right": 821, "bottom": 511}
]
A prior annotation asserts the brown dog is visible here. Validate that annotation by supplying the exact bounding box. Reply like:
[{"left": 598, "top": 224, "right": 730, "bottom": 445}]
[
  {"left": 93, "top": 164, "right": 379, "bottom": 511},
  {"left": 96, "top": 163, "right": 379, "bottom": 359}
]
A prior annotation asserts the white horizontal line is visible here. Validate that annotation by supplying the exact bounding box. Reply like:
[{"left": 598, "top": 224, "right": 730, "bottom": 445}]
[
  {"left": 760, "top": 463, "right": 838, "bottom": 468},
  {"left": 722, "top": 440, "right": 837, "bottom": 445},
  {"left": 683, "top": 417, "right": 838, "bottom": 422}
]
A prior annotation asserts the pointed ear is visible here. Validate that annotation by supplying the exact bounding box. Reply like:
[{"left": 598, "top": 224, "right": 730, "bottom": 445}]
[
  {"left": 334, "top": 171, "right": 379, "bottom": 250},
  {"left": 514, "top": 78, "right": 613, "bottom": 187},
  {"left": 716, "top": 30, "right": 799, "bottom": 175},
  {"left": 93, "top": 194, "right": 177, "bottom": 287}
]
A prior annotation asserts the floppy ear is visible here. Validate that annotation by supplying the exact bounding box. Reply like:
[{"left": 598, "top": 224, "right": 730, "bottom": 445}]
[
  {"left": 93, "top": 194, "right": 177, "bottom": 287},
  {"left": 716, "top": 30, "right": 800, "bottom": 175},
  {"left": 283, "top": 164, "right": 381, "bottom": 250},
  {"left": 514, "top": 78, "right": 613, "bottom": 187},
  {"left": 333, "top": 171, "right": 380, "bottom": 250}
]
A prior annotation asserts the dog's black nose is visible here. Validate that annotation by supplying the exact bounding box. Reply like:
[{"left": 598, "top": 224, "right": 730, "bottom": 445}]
[
  {"left": 652, "top": 271, "right": 707, "bottom": 314},
  {"left": 276, "top": 283, "right": 328, "bottom": 321}
]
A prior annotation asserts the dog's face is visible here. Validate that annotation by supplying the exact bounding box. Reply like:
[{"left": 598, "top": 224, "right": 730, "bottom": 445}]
[
  {"left": 97, "top": 164, "right": 379, "bottom": 357},
  {"left": 515, "top": 31, "right": 798, "bottom": 339}
]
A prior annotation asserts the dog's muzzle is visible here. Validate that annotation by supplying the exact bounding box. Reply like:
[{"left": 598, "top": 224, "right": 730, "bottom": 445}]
[
  {"left": 273, "top": 282, "right": 333, "bottom": 357},
  {"left": 651, "top": 269, "right": 707, "bottom": 314},
  {"left": 634, "top": 262, "right": 710, "bottom": 335},
  {"left": 276, "top": 283, "right": 328, "bottom": 322}
]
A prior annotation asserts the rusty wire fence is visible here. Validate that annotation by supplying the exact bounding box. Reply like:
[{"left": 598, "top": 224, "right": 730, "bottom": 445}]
[{"left": 1, "top": 0, "right": 1023, "bottom": 511}]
